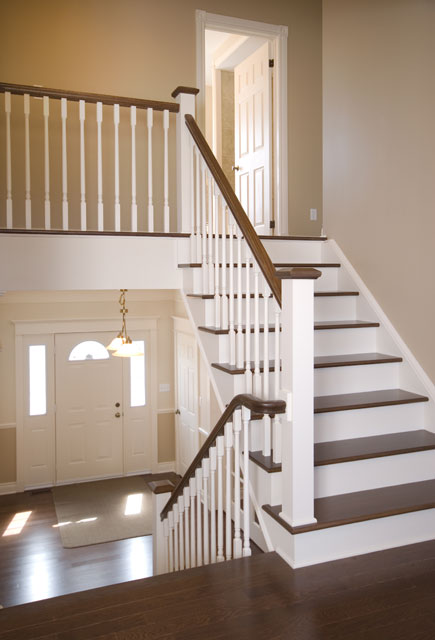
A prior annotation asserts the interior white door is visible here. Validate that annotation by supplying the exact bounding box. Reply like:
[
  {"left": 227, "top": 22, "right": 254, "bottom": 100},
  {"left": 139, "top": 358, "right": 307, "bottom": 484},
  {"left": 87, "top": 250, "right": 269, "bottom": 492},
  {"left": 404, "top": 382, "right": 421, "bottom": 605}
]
[
  {"left": 234, "top": 41, "right": 272, "bottom": 234},
  {"left": 175, "top": 331, "right": 199, "bottom": 476},
  {"left": 55, "top": 332, "right": 123, "bottom": 483}
]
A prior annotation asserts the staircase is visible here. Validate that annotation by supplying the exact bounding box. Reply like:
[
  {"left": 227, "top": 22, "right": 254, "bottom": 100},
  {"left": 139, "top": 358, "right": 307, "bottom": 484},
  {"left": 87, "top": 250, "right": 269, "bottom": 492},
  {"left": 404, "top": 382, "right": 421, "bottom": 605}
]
[{"left": 176, "top": 231, "right": 435, "bottom": 567}]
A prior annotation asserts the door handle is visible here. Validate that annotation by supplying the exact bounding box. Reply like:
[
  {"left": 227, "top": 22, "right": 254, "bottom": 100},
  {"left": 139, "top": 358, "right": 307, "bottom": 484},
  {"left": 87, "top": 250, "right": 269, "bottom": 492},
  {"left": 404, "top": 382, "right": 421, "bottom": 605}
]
[
  {"left": 232, "top": 165, "right": 240, "bottom": 171},
  {"left": 115, "top": 402, "right": 120, "bottom": 407},
  {"left": 115, "top": 412, "right": 121, "bottom": 418},
  {"left": 175, "top": 409, "right": 181, "bottom": 415}
]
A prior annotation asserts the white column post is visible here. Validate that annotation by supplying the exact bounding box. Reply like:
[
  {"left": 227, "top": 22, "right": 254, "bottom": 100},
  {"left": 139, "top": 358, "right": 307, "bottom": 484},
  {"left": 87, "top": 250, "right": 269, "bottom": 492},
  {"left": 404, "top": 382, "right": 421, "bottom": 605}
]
[
  {"left": 172, "top": 86, "right": 198, "bottom": 233},
  {"left": 24, "top": 94, "right": 31, "bottom": 229},
  {"left": 277, "top": 268, "right": 321, "bottom": 528},
  {"left": 152, "top": 489, "right": 172, "bottom": 575},
  {"left": 61, "top": 98, "right": 68, "bottom": 230},
  {"left": 5, "top": 91, "right": 13, "bottom": 228}
]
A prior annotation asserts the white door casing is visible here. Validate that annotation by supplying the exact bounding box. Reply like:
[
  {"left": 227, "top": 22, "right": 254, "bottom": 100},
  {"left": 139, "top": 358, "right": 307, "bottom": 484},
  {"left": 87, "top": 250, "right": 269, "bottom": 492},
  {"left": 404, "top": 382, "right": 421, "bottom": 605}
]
[
  {"left": 234, "top": 41, "right": 272, "bottom": 234},
  {"left": 175, "top": 327, "right": 199, "bottom": 476}
]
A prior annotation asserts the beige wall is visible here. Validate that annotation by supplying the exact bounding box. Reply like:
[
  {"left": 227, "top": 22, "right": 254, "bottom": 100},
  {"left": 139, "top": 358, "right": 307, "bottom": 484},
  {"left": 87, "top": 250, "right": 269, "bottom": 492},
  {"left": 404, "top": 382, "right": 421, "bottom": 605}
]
[
  {"left": 323, "top": 0, "right": 435, "bottom": 384},
  {"left": 0, "top": 290, "right": 180, "bottom": 481},
  {"left": 0, "top": 0, "right": 323, "bottom": 235}
]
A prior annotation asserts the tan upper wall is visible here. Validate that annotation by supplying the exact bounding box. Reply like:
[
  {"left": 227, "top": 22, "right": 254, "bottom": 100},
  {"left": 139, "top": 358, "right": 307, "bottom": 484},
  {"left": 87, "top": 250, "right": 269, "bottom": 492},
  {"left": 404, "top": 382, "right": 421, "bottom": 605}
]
[
  {"left": 323, "top": 0, "right": 435, "bottom": 384},
  {"left": 0, "top": 0, "right": 323, "bottom": 235}
]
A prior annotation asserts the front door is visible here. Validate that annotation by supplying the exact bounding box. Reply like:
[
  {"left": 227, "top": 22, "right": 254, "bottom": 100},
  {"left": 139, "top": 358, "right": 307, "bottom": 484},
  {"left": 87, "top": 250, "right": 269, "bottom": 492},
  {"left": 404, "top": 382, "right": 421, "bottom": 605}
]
[
  {"left": 234, "top": 41, "right": 272, "bottom": 234},
  {"left": 55, "top": 332, "right": 124, "bottom": 483}
]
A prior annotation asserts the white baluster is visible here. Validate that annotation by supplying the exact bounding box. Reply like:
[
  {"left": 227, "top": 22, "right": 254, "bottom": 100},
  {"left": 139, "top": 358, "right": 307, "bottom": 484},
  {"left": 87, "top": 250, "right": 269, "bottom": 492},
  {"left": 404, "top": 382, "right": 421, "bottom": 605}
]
[
  {"left": 273, "top": 299, "right": 282, "bottom": 464},
  {"left": 242, "top": 406, "right": 252, "bottom": 557},
  {"left": 24, "top": 94, "right": 31, "bottom": 229},
  {"left": 210, "top": 446, "right": 217, "bottom": 564},
  {"left": 221, "top": 204, "right": 228, "bottom": 330},
  {"left": 183, "top": 486, "right": 190, "bottom": 569},
  {"left": 96, "top": 101, "right": 104, "bottom": 231},
  {"left": 60, "top": 98, "right": 68, "bottom": 230},
  {"left": 130, "top": 106, "right": 137, "bottom": 232},
  {"left": 236, "top": 227, "right": 244, "bottom": 368},
  {"left": 195, "top": 147, "right": 201, "bottom": 263},
  {"left": 196, "top": 467, "right": 203, "bottom": 567},
  {"left": 163, "top": 109, "right": 170, "bottom": 232},
  {"left": 245, "top": 244, "right": 253, "bottom": 392},
  {"left": 228, "top": 219, "right": 236, "bottom": 365},
  {"left": 4, "top": 92, "right": 12, "bottom": 228},
  {"left": 233, "top": 409, "right": 242, "bottom": 559},
  {"left": 79, "top": 100, "right": 86, "bottom": 231},
  {"left": 173, "top": 503, "right": 179, "bottom": 571},
  {"left": 263, "top": 279, "right": 271, "bottom": 457},
  {"left": 224, "top": 421, "right": 233, "bottom": 561},
  {"left": 178, "top": 495, "right": 185, "bottom": 570},
  {"left": 253, "top": 261, "right": 261, "bottom": 396},
  {"left": 43, "top": 96, "right": 50, "bottom": 230},
  {"left": 189, "top": 138, "right": 195, "bottom": 261},
  {"left": 202, "top": 458, "right": 210, "bottom": 565},
  {"left": 214, "top": 186, "right": 220, "bottom": 328},
  {"left": 189, "top": 476, "right": 196, "bottom": 568},
  {"left": 207, "top": 173, "right": 214, "bottom": 295},
  {"left": 163, "top": 517, "right": 170, "bottom": 574},
  {"left": 168, "top": 511, "right": 174, "bottom": 572},
  {"left": 113, "top": 104, "right": 121, "bottom": 232},
  {"left": 201, "top": 162, "right": 207, "bottom": 292},
  {"left": 216, "top": 435, "right": 225, "bottom": 562},
  {"left": 147, "top": 107, "right": 154, "bottom": 232}
]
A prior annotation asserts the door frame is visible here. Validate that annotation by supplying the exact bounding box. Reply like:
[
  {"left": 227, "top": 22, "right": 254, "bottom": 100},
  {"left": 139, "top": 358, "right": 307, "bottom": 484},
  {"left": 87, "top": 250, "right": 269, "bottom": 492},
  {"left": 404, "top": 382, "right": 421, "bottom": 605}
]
[
  {"left": 14, "top": 316, "right": 158, "bottom": 491},
  {"left": 196, "top": 10, "right": 289, "bottom": 235}
]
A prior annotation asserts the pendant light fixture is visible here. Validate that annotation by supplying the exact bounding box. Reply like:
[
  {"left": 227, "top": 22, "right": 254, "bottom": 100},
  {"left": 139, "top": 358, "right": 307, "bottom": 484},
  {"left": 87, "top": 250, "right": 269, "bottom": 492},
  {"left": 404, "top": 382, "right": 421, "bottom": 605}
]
[{"left": 107, "top": 290, "right": 144, "bottom": 357}]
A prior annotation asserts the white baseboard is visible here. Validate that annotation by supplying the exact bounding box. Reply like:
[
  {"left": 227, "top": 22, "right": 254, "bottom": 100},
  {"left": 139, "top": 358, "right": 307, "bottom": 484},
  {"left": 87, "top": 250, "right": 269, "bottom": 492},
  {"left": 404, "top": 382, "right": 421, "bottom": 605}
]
[{"left": 0, "top": 482, "right": 17, "bottom": 495}]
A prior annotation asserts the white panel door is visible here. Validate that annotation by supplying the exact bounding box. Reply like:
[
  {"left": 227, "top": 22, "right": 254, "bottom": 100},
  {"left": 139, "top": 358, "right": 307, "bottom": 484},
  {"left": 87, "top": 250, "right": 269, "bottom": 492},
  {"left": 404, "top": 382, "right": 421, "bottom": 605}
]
[
  {"left": 175, "top": 331, "right": 199, "bottom": 476},
  {"left": 234, "top": 42, "right": 272, "bottom": 234},
  {"left": 55, "top": 332, "right": 123, "bottom": 483}
]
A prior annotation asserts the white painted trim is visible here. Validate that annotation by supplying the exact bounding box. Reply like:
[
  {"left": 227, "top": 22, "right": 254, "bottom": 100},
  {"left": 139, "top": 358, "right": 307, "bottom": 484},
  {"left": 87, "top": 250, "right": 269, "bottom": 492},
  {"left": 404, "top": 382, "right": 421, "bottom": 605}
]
[
  {"left": 14, "top": 317, "right": 159, "bottom": 336},
  {"left": 0, "top": 423, "right": 15, "bottom": 430},
  {"left": 157, "top": 408, "right": 176, "bottom": 414},
  {"left": 329, "top": 239, "right": 435, "bottom": 401},
  {"left": 157, "top": 461, "right": 176, "bottom": 473},
  {"left": 171, "top": 315, "right": 194, "bottom": 335},
  {"left": 0, "top": 482, "right": 17, "bottom": 495},
  {"left": 195, "top": 10, "right": 288, "bottom": 235}
]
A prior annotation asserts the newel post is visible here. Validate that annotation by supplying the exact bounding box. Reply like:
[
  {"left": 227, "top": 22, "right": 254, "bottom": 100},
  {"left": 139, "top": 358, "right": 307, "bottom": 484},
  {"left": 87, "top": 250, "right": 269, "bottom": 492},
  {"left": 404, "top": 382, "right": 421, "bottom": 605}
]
[
  {"left": 148, "top": 479, "right": 175, "bottom": 575},
  {"left": 276, "top": 267, "right": 322, "bottom": 527},
  {"left": 172, "top": 86, "right": 199, "bottom": 233}
]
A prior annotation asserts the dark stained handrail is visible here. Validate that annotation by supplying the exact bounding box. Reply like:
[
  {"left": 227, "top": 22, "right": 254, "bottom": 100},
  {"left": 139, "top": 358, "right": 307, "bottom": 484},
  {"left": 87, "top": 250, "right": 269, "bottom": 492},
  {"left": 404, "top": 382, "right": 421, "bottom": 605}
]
[
  {"left": 160, "top": 393, "right": 286, "bottom": 520},
  {"left": 184, "top": 114, "right": 282, "bottom": 307},
  {"left": 0, "top": 82, "right": 179, "bottom": 113}
]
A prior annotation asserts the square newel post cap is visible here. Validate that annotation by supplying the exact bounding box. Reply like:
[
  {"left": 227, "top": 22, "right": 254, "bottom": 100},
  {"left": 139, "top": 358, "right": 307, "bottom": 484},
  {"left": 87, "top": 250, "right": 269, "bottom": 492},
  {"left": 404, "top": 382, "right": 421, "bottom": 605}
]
[
  {"left": 171, "top": 86, "right": 200, "bottom": 99},
  {"left": 275, "top": 267, "right": 322, "bottom": 280}
]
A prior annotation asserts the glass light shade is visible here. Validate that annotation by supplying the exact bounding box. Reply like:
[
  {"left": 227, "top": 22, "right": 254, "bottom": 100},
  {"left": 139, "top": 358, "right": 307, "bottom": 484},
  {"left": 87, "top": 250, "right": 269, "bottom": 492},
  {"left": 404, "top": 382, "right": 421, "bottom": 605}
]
[
  {"left": 107, "top": 334, "right": 124, "bottom": 351},
  {"left": 112, "top": 339, "right": 144, "bottom": 358}
]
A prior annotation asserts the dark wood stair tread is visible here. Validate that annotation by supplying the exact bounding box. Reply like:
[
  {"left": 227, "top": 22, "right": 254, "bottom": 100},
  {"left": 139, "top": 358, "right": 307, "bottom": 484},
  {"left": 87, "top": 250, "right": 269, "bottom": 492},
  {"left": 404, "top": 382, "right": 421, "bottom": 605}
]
[
  {"left": 314, "top": 352, "right": 402, "bottom": 368},
  {"left": 263, "top": 478, "right": 435, "bottom": 534},
  {"left": 314, "top": 320, "right": 379, "bottom": 330},
  {"left": 188, "top": 291, "right": 358, "bottom": 299},
  {"left": 179, "top": 262, "right": 340, "bottom": 268},
  {"left": 314, "top": 389, "right": 429, "bottom": 413},
  {"left": 250, "top": 430, "right": 435, "bottom": 473},
  {"left": 198, "top": 325, "right": 279, "bottom": 335},
  {"left": 213, "top": 360, "right": 278, "bottom": 375}
]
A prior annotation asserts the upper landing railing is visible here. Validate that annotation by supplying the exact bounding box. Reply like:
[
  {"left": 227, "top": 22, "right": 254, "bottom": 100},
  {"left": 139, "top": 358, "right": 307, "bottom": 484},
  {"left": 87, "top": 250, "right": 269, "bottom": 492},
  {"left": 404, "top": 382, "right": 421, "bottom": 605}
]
[{"left": 1, "top": 82, "right": 179, "bottom": 233}]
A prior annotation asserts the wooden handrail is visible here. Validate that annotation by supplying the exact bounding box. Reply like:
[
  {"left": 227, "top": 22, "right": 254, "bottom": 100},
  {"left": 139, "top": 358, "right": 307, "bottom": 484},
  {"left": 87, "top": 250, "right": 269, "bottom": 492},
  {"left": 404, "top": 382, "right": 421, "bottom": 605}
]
[
  {"left": 0, "top": 82, "right": 179, "bottom": 113},
  {"left": 160, "top": 393, "right": 286, "bottom": 520},
  {"left": 184, "top": 114, "right": 282, "bottom": 307}
]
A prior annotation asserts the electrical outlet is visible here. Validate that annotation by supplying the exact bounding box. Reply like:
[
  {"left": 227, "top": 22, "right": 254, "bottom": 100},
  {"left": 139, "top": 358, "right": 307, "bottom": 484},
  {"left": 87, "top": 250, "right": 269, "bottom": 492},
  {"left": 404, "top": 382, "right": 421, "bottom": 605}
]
[{"left": 310, "top": 208, "right": 317, "bottom": 221}]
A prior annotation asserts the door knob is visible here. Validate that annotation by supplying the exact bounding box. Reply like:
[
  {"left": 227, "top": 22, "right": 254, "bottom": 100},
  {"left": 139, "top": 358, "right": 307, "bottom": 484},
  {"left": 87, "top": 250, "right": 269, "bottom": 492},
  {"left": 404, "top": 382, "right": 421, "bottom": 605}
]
[
  {"left": 115, "top": 412, "right": 121, "bottom": 418},
  {"left": 175, "top": 409, "right": 181, "bottom": 415},
  {"left": 115, "top": 402, "right": 120, "bottom": 407},
  {"left": 232, "top": 165, "right": 240, "bottom": 171}
]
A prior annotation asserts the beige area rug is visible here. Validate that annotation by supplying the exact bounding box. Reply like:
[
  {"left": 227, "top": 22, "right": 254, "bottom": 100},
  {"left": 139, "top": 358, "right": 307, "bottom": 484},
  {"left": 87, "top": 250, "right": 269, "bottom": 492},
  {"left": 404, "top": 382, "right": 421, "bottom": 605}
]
[{"left": 52, "top": 476, "right": 153, "bottom": 548}]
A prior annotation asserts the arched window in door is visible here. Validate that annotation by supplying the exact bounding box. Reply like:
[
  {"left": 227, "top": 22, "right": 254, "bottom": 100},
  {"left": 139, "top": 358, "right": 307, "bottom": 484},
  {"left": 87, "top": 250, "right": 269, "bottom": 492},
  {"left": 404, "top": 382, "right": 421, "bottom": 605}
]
[{"left": 68, "top": 340, "right": 110, "bottom": 361}]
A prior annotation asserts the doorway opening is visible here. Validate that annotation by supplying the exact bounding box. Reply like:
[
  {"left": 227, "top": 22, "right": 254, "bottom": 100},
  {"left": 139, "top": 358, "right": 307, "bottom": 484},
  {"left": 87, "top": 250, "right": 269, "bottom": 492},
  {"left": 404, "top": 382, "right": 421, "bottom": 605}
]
[{"left": 196, "top": 11, "right": 288, "bottom": 235}]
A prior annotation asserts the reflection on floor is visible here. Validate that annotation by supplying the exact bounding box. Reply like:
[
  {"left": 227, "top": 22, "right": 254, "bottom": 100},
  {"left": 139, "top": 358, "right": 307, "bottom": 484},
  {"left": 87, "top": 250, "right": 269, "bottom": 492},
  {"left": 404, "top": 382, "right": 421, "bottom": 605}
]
[{"left": 0, "top": 484, "right": 154, "bottom": 608}]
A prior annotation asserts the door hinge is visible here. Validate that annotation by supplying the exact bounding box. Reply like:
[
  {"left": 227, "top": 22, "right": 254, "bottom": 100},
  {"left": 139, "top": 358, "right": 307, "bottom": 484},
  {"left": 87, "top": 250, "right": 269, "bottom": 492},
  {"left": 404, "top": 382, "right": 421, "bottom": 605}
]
[
  {"left": 269, "top": 59, "right": 274, "bottom": 68},
  {"left": 269, "top": 220, "right": 276, "bottom": 229}
]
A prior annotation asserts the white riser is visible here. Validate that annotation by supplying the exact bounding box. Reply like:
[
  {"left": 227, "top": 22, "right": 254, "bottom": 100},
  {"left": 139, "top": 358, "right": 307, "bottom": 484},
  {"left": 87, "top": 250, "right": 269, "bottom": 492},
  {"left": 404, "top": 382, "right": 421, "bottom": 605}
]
[
  {"left": 182, "top": 266, "right": 340, "bottom": 295},
  {"left": 314, "top": 363, "right": 400, "bottom": 396},
  {"left": 315, "top": 450, "right": 435, "bottom": 498},
  {"left": 196, "top": 330, "right": 230, "bottom": 364},
  {"left": 265, "top": 508, "right": 435, "bottom": 568},
  {"left": 250, "top": 460, "right": 283, "bottom": 507},
  {"left": 261, "top": 239, "right": 324, "bottom": 263},
  {"left": 315, "top": 403, "right": 426, "bottom": 442},
  {"left": 212, "top": 368, "right": 247, "bottom": 404},
  {"left": 314, "top": 296, "right": 357, "bottom": 321},
  {"left": 314, "top": 327, "right": 377, "bottom": 356}
]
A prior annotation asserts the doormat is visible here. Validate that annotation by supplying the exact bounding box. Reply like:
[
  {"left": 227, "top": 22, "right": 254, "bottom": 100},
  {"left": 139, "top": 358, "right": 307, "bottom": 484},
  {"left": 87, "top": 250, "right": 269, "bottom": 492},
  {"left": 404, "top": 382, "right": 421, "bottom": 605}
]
[{"left": 52, "top": 476, "right": 153, "bottom": 548}]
